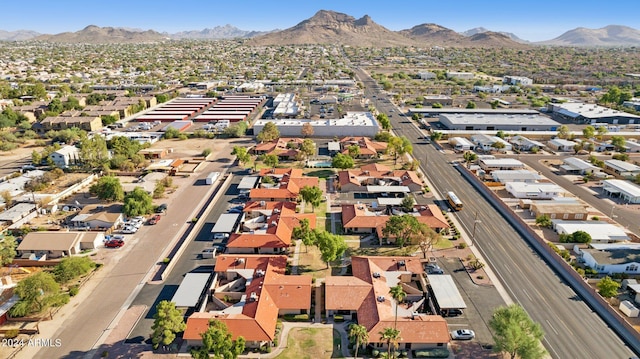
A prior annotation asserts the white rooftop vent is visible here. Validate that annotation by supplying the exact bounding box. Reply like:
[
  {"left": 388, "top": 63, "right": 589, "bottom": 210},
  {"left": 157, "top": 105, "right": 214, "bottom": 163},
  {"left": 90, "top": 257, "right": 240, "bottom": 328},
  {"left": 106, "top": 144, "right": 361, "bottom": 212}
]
[
  {"left": 377, "top": 296, "right": 386, "bottom": 302},
  {"left": 249, "top": 292, "right": 258, "bottom": 301},
  {"left": 271, "top": 221, "right": 277, "bottom": 226},
  {"left": 372, "top": 272, "right": 381, "bottom": 278}
]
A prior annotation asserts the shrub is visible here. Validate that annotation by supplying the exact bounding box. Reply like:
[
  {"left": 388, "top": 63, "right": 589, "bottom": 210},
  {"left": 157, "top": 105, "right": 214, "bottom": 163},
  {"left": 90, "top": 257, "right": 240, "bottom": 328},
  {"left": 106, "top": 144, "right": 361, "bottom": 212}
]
[
  {"left": 69, "top": 286, "right": 79, "bottom": 297},
  {"left": 591, "top": 216, "right": 600, "bottom": 221},
  {"left": 162, "top": 258, "right": 170, "bottom": 264},
  {"left": 191, "top": 217, "right": 199, "bottom": 223},
  {"left": 4, "top": 329, "right": 19, "bottom": 339},
  {"left": 458, "top": 242, "right": 467, "bottom": 249}
]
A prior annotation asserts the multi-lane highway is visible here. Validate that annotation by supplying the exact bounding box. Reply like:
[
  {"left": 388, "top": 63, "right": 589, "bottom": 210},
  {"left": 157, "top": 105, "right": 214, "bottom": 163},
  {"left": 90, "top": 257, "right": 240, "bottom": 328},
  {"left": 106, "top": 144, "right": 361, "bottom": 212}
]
[{"left": 354, "top": 68, "right": 637, "bottom": 358}]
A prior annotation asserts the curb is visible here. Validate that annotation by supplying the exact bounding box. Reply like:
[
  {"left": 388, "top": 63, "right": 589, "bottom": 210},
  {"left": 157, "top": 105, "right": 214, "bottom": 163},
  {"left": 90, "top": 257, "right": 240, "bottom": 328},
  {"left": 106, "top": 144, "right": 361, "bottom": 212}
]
[{"left": 457, "top": 258, "right": 494, "bottom": 287}]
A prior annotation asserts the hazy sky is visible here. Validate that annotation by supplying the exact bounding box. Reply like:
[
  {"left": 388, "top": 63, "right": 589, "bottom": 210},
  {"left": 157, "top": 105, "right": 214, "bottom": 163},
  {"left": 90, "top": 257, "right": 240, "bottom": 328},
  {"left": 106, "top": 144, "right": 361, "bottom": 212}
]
[{"left": 4, "top": 0, "right": 639, "bottom": 42}]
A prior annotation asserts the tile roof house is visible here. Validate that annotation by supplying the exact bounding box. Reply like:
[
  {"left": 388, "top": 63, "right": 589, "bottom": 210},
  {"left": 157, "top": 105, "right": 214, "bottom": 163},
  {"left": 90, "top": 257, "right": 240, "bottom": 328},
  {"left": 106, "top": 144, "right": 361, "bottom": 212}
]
[
  {"left": 249, "top": 168, "right": 319, "bottom": 202},
  {"left": 337, "top": 164, "right": 424, "bottom": 193},
  {"left": 252, "top": 138, "right": 305, "bottom": 160},
  {"left": 325, "top": 256, "right": 450, "bottom": 350},
  {"left": 227, "top": 201, "right": 316, "bottom": 254},
  {"left": 342, "top": 204, "right": 449, "bottom": 241},
  {"left": 339, "top": 137, "right": 388, "bottom": 159},
  {"left": 39, "top": 116, "right": 102, "bottom": 132},
  {"left": 184, "top": 255, "right": 311, "bottom": 348}
]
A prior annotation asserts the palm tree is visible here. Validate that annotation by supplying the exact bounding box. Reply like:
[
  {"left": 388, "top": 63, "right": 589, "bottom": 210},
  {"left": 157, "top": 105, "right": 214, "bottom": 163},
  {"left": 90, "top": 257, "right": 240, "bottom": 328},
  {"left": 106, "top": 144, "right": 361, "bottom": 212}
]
[
  {"left": 379, "top": 327, "right": 401, "bottom": 359},
  {"left": 389, "top": 285, "right": 406, "bottom": 330},
  {"left": 348, "top": 323, "right": 369, "bottom": 359}
]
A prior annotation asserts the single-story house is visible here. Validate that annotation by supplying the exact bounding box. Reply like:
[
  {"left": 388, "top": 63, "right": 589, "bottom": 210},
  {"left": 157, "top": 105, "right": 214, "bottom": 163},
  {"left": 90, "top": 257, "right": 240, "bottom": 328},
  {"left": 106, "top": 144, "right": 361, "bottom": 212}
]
[
  {"left": 17, "top": 231, "right": 104, "bottom": 259},
  {"left": 69, "top": 204, "right": 123, "bottom": 231},
  {"left": 505, "top": 182, "right": 564, "bottom": 199},
  {"left": 491, "top": 170, "right": 542, "bottom": 184},
  {"left": 478, "top": 158, "right": 525, "bottom": 172},
  {"left": 184, "top": 255, "right": 311, "bottom": 349},
  {"left": 547, "top": 139, "right": 577, "bottom": 152},
  {"left": 339, "top": 137, "right": 387, "bottom": 159},
  {"left": 509, "top": 135, "right": 545, "bottom": 152},
  {"left": 574, "top": 243, "right": 640, "bottom": 274},
  {"left": 553, "top": 220, "right": 629, "bottom": 243},
  {"left": 325, "top": 256, "right": 450, "bottom": 350},
  {"left": 471, "top": 134, "right": 512, "bottom": 152},
  {"left": 602, "top": 179, "right": 640, "bottom": 204},
  {"left": 337, "top": 163, "right": 423, "bottom": 193},
  {"left": 530, "top": 200, "right": 588, "bottom": 220},
  {"left": 603, "top": 160, "right": 640, "bottom": 178},
  {"left": 560, "top": 157, "right": 601, "bottom": 175}
]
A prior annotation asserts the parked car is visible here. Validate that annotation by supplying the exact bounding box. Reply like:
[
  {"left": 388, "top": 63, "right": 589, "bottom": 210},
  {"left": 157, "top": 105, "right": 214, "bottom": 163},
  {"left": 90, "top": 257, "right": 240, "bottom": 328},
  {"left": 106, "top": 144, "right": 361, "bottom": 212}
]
[
  {"left": 105, "top": 239, "right": 125, "bottom": 248},
  {"left": 148, "top": 215, "right": 161, "bottom": 225},
  {"left": 425, "top": 262, "right": 444, "bottom": 274},
  {"left": 441, "top": 309, "right": 463, "bottom": 317},
  {"left": 122, "top": 226, "right": 137, "bottom": 234},
  {"left": 155, "top": 203, "right": 168, "bottom": 213},
  {"left": 451, "top": 329, "right": 475, "bottom": 340},
  {"left": 228, "top": 206, "right": 244, "bottom": 214}
]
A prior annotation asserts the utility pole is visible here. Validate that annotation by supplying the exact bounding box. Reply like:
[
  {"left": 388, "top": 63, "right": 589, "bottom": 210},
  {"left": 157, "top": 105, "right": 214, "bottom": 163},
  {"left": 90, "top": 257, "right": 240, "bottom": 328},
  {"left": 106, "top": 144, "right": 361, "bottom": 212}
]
[{"left": 471, "top": 211, "right": 481, "bottom": 246}]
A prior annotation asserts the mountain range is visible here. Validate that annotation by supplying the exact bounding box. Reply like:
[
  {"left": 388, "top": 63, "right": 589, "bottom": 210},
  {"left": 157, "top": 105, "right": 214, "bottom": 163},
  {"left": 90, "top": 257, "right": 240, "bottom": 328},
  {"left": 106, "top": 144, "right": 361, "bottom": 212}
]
[{"left": 1, "top": 10, "right": 639, "bottom": 47}]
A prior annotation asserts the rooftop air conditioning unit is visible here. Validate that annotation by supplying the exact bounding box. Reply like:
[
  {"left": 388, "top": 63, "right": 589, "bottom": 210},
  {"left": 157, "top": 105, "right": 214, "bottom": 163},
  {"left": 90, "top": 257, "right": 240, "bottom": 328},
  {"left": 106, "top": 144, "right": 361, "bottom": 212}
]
[
  {"left": 377, "top": 296, "right": 386, "bottom": 302},
  {"left": 372, "top": 272, "right": 381, "bottom": 278}
]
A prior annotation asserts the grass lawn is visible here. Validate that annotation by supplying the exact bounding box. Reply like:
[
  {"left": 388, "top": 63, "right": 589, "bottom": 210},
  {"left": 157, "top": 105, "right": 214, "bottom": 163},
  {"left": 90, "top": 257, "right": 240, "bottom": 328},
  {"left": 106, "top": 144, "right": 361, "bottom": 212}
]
[
  {"left": 297, "top": 245, "right": 331, "bottom": 279},
  {"left": 276, "top": 328, "right": 343, "bottom": 359}
]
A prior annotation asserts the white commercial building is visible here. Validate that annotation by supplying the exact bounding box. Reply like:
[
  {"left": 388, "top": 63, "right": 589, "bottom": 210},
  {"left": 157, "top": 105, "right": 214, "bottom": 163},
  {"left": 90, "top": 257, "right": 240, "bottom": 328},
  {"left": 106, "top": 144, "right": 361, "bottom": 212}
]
[
  {"left": 548, "top": 101, "right": 640, "bottom": 124},
  {"left": 505, "top": 182, "right": 564, "bottom": 199},
  {"left": 439, "top": 113, "right": 559, "bottom": 131},
  {"left": 602, "top": 179, "right": 640, "bottom": 204},
  {"left": 253, "top": 112, "right": 379, "bottom": 138}
]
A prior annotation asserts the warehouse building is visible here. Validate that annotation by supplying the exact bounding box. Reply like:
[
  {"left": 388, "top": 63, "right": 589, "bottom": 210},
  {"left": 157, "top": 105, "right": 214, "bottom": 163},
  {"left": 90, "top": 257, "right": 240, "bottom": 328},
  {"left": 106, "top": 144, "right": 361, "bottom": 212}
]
[{"left": 438, "top": 114, "right": 560, "bottom": 131}]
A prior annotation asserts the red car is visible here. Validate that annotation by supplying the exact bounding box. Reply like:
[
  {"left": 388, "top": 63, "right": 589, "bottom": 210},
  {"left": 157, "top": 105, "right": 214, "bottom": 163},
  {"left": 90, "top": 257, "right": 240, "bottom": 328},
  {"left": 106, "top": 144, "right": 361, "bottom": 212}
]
[
  {"left": 148, "top": 214, "right": 161, "bottom": 225},
  {"left": 105, "top": 239, "right": 124, "bottom": 248}
]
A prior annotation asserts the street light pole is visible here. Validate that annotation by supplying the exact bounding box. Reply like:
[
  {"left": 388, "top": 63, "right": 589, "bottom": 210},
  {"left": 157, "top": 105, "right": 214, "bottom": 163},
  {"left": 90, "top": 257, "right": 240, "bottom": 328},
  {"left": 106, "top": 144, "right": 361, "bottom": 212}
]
[{"left": 471, "top": 211, "right": 481, "bottom": 246}]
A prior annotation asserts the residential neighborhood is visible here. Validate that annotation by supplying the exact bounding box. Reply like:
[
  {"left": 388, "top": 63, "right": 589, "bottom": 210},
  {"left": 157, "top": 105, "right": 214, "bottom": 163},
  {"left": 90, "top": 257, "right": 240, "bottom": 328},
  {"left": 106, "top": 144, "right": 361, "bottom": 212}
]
[{"left": 0, "top": 5, "right": 640, "bottom": 359}]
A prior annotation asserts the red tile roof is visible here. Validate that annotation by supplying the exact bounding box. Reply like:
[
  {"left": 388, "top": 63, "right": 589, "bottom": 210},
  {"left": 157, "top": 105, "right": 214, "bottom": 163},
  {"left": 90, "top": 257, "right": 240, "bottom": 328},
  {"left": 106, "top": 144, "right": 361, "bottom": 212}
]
[
  {"left": 342, "top": 204, "right": 449, "bottom": 234},
  {"left": 325, "top": 256, "right": 450, "bottom": 345},
  {"left": 185, "top": 255, "right": 311, "bottom": 342},
  {"left": 227, "top": 208, "right": 316, "bottom": 250},
  {"left": 250, "top": 169, "right": 319, "bottom": 201}
]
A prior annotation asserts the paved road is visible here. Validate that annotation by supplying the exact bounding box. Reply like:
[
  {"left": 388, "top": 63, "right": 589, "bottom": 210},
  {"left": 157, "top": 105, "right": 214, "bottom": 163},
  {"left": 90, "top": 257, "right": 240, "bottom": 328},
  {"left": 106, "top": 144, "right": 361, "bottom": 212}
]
[
  {"left": 31, "top": 148, "right": 236, "bottom": 359},
  {"left": 125, "top": 168, "right": 244, "bottom": 343},
  {"left": 354, "top": 68, "right": 637, "bottom": 359}
]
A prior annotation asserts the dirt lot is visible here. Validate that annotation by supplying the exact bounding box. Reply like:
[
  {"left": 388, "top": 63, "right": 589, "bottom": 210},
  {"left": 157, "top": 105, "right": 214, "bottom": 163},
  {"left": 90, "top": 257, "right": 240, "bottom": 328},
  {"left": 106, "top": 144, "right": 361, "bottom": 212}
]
[{"left": 0, "top": 140, "right": 46, "bottom": 177}]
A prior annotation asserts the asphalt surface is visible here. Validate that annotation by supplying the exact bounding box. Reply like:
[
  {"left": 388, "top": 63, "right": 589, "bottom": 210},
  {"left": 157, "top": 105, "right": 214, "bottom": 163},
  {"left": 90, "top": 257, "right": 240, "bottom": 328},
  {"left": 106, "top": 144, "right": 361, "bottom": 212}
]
[
  {"left": 354, "top": 67, "right": 637, "bottom": 359},
  {"left": 125, "top": 168, "right": 245, "bottom": 343}
]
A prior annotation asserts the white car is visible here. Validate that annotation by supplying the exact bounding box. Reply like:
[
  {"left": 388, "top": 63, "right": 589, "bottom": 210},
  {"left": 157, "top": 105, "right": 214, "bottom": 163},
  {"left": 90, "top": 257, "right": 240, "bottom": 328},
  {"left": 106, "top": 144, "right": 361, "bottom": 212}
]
[
  {"left": 450, "top": 329, "right": 475, "bottom": 340},
  {"left": 122, "top": 226, "right": 138, "bottom": 234}
]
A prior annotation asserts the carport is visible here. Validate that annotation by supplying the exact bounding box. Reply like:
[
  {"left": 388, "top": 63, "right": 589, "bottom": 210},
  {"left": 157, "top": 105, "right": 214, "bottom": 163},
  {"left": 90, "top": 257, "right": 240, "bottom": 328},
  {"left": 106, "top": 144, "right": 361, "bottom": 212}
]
[
  {"left": 427, "top": 274, "right": 467, "bottom": 315},
  {"left": 171, "top": 272, "right": 213, "bottom": 311}
]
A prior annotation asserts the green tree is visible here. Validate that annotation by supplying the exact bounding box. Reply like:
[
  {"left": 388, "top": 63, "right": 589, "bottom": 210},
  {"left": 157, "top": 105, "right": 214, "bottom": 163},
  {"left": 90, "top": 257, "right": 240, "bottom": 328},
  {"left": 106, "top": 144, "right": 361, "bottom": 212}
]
[
  {"left": 79, "top": 136, "right": 109, "bottom": 169},
  {"left": 489, "top": 304, "right": 546, "bottom": 359},
  {"left": 570, "top": 230, "right": 592, "bottom": 244},
  {"left": 389, "top": 285, "right": 406, "bottom": 330},
  {"left": 491, "top": 141, "right": 506, "bottom": 152},
  {"left": 151, "top": 300, "right": 186, "bottom": 350},
  {"left": 164, "top": 127, "right": 181, "bottom": 139},
  {"left": 496, "top": 130, "right": 506, "bottom": 139},
  {"left": 259, "top": 154, "right": 279, "bottom": 168},
  {"left": 231, "top": 146, "right": 251, "bottom": 166},
  {"left": 300, "top": 138, "right": 315, "bottom": 159},
  {"left": 535, "top": 214, "right": 552, "bottom": 228},
  {"left": 430, "top": 131, "right": 443, "bottom": 141},
  {"left": 466, "top": 101, "right": 476, "bottom": 109},
  {"left": 11, "top": 272, "right": 68, "bottom": 317},
  {"left": 155, "top": 94, "right": 170, "bottom": 103},
  {"left": 610, "top": 135, "right": 626, "bottom": 152},
  {"left": 53, "top": 256, "right": 96, "bottom": 284},
  {"left": 332, "top": 153, "right": 354, "bottom": 169},
  {"left": 348, "top": 323, "right": 369, "bottom": 359},
  {"left": 299, "top": 185, "right": 323, "bottom": 212},
  {"left": 382, "top": 214, "right": 422, "bottom": 247},
  {"left": 347, "top": 144, "right": 361, "bottom": 158},
  {"left": 256, "top": 122, "right": 280, "bottom": 143},
  {"left": 90, "top": 176, "right": 124, "bottom": 202},
  {"left": 596, "top": 126, "right": 608, "bottom": 140},
  {"left": 0, "top": 236, "right": 17, "bottom": 265},
  {"left": 377, "top": 113, "right": 391, "bottom": 130},
  {"left": 313, "top": 230, "right": 347, "bottom": 268},
  {"left": 31, "top": 150, "right": 43, "bottom": 166},
  {"left": 223, "top": 122, "right": 247, "bottom": 138},
  {"left": 123, "top": 187, "right": 154, "bottom": 217},
  {"left": 557, "top": 125, "right": 570, "bottom": 139},
  {"left": 292, "top": 218, "right": 316, "bottom": 252},
  {"left": 597, "top": 276, "right": 620, "bottom": 298},
  {"left": 379, "top": 327, "right": 401, "bottom": 359},
  {"left": 387, "top": 136, "right": 413, "bottom": 165},
  {"left": 582, "top": 125, "right": 596, "bottom": 139},
  {"left": 375, "top": 131, "right": 393, "bottom": 142},
  {"left": 191, "top": 320, "right": 245, "bottom": 359},
  {"left": 463, "top": 151, "right": 477, "bottom": 168},
  {"left": 107, "top": 136, "right": 142, "bottom": 158},
  {"left": 417, "top": 225, "right": 441, "bottom": 259},
  {"left": 400, "top": 196, "right": 414, "bottom": 212}
]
